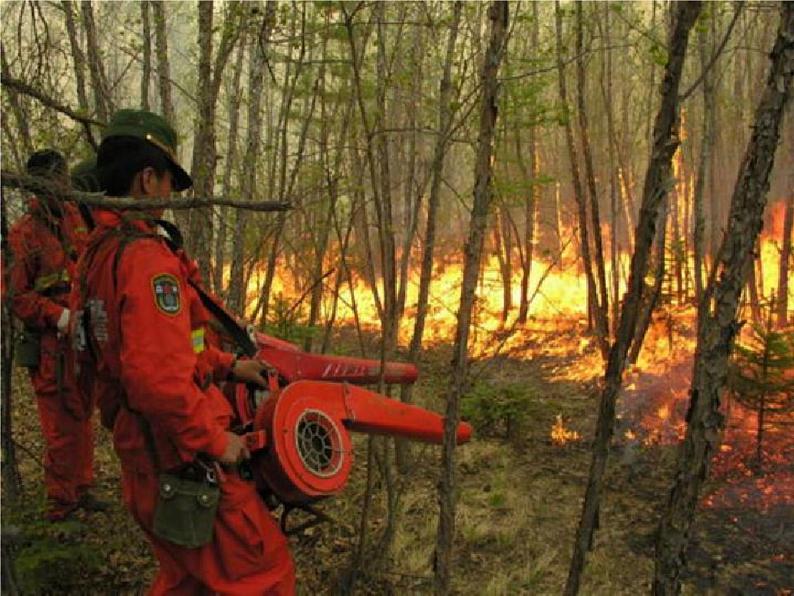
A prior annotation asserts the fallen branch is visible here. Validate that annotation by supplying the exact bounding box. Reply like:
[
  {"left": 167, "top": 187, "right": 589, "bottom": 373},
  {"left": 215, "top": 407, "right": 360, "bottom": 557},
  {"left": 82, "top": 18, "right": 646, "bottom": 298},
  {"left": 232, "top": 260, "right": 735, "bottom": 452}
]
[{"left": 1, "top": 171, "right": 292, "bottom": 213}]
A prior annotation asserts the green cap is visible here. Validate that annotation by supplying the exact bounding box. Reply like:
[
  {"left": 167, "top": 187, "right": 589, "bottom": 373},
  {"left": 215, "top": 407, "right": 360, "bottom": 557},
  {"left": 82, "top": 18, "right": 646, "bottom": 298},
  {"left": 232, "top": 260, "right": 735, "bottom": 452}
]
[
  {"left": 71, "top": 157, "right": 102, "bottom": 193},
  {"left": 101, "top": 109, "right": 192, "bottom": 191}
]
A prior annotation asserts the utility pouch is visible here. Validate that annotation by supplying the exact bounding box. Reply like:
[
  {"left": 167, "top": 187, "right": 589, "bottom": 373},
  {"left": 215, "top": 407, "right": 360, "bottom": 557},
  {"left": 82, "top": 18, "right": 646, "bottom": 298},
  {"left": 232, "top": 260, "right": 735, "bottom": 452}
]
[
  {"left": 15, "top": 328, "right": 40, "bottom": 368},
  {"left": 152, "top": 472, "right": 220, "bottom": 548}
]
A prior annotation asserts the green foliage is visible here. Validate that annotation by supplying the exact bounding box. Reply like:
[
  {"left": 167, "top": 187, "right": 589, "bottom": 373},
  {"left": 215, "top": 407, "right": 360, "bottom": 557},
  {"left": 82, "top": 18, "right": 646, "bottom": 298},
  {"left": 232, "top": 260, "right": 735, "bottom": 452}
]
[
  {"left": 728, "top": 302, "right": 794, "bottom": 416},
  {"left": 461, "top": 380, "right": 537, "bottom": 441},
  {"left": 13, "top": 518, "right": 102, "bottom": 593},
  {"left": 262, "top": 292, "right": 319, "bottom": 344},
  {"left": 649, "top": 43, "right": 668, "bottom": 67}
]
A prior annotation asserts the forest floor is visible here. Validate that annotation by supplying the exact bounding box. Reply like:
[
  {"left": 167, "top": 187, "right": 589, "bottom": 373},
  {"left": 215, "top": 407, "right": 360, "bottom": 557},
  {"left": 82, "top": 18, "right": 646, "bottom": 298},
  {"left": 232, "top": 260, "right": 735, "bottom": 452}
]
[{"left": 3, "top": 319, "right": 792, "bottom": 595}]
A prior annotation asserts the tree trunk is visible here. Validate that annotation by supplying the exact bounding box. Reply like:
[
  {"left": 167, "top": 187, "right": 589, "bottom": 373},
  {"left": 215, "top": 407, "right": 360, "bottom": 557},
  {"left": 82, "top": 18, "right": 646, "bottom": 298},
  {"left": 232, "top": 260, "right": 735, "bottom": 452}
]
[
  {"left": 404, "top": 0, "right": 461, "bottom": 364},
  {"left": 259, "top": 6, "right": 312, "bottom": 326},
  {"left": 515, "top": 121, "right": 538, "bottom": 326},
  {"left": 140, "top": 1, "right": 151, "bottom": 110},
  {"left": 747, "top": 251, "right": 763, "bottom": 323},
  {"left": 228, "top": 1, "right": 276, "bottom": 316},
  {"left": 673, "top": 173, "right": 685, "bottom": 304},
  {"left": 62, "top": 1, "right": 96, "bottom": 146},
  {"left": 151, "top": 0, "right": 175, "bottom": 125},
  {"left": 555, "top": 1, "right": 607, "bottom": 358},
  {"left": 776, "top": 140, "right": 793, "bottom": 327},
  {"left": 693, "top": 16, "right": 715, "bottom": 307},
  {"left": 213, "top": 30, "right": 246, "bottom": 296},
  {"left": 184, "top": 0, "right": 216, "bottom": 265},
  {"left": 374, "top": 0, "right": 398, "bottom": 355},
  {"left": 775, "top": 116, "right": 794, "bottom": 329},
  {"left": 305, "top": 18, "right": 343, "bottom": 352},
  {"left": 1, "top": 192, "right": 20, "bottom": 504},
  {"left": 597, "top": 1, "right": 620, "bottom": 334},
  {"left": 564, "top": 4, "right": 702, "bottom": 594},
  {"left": 188, "top": 2, "right": 242, "bottom": 281},
  {"left": 396, "top": 16, "right": 426, "bottom": 323},
  {"left": 628, "top": 196, "right": 668, "bottom": 366},
  {"left": 494, "top": 207, "right": 513, "bottom": 323},
  {"left": 435, "top": 3, "right": 508, "bottom": 594},
  {"left": 576, "top": 0, "right": 611, "bottom": 340},
  {"left": 516, "top": 1, "right": 539, "bottom": 329},
  {"left": 654, "top": 5, "right": 793, "bottom": 593},
  {"left": 397, "top": 1, "right": 462, "bottom": 472},
  {"left": 80, "top": 1, "right": 112, "bottom": 121}
]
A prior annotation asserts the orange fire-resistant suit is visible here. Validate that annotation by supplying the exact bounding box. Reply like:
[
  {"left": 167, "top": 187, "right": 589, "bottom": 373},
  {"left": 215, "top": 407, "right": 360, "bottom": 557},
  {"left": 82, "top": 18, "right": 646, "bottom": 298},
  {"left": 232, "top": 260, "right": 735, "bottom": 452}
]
[
  {"left": 71, "top": 209, "right": 295, "bottom": 595},
  {"left": 6, "top": 198, "right": 94, "bottom": 515}
]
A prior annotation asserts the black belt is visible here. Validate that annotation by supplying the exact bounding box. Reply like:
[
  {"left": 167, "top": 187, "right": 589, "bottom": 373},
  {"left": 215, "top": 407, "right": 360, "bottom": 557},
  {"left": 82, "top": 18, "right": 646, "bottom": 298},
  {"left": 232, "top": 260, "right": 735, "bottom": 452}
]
[{"left": 39, "top": 283, "right": 70, "bottom": 297}]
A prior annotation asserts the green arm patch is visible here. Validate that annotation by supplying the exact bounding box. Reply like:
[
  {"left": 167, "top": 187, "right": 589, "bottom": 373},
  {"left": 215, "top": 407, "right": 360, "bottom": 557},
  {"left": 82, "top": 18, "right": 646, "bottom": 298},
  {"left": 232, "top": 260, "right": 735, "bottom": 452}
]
[{"left": 151, "top": 273, "right": 182, "bottom": 316}]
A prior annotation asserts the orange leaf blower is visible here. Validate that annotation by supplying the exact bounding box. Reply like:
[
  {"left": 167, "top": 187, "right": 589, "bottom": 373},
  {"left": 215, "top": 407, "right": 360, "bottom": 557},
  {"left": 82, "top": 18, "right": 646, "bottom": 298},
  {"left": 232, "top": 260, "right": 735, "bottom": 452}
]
[{"left": 230, "top": 332, "right": 472, "bottom": 507}]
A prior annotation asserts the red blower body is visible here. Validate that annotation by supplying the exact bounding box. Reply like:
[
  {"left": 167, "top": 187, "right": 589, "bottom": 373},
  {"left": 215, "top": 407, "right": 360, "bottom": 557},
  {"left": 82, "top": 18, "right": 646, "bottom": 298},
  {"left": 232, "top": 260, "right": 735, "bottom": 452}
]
[{"left": 230, "top": 332, "right": 472, "bottom": 506}]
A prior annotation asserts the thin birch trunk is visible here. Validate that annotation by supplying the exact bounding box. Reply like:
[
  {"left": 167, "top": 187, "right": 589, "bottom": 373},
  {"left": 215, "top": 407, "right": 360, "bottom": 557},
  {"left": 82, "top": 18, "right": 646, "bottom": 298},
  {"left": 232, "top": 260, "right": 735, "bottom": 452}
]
[
  {"left": 777, "top": 189, "right": 793, "bottom": 327},
  {"left": 187, "top": 1, "right": 242, "bottom": 281},
  {"left": 516, "top": 1, "right": 539, "bottom": 327},
  {"left": 213, "top": 32, "right": 246, "bottom": 295},
  {"left": 597, "top": 2, "right": 620, "bottom": 334},
  {"left": 564, "top": 4, "right": 702, "bottom": 594},
  {"left": 151, "top": 0, "right": 174, "bottom": 125},
  {"left": 435, "top": 3, "right": 508, "bottom": 593},
  {"left": 555, "top": 1, "right": 607, "bottom": 358},
  {"left": 693, "top": 18, "right": 714, "bottom": 307},
  {"left": 259, "top": 6, "right": 311, "bottom": 326},
  {"left": 228, "top": 1, "right": 276, "bottom": 315},
  {"left": 140, "top": 1, "right": 151, "bottom": 110},
  {"left": 80, "top": 1, "right": 111, "bottom": 120},
  {"left": 397, "top": 1, "right": 462, "bottom": 473},
  {"left": 628, "top": 197, "right": 668, "bottom": 366},
  {"left": 404, "top": 0, "right": 462, "bottom": 364},
  {"left": 654, "top": 6, "right": 793, "bottom": 592},
  {"left": 62, "top": 1, "right": 95, "bottom": 146},
  {"left": 575, "top": 0, "right": 610, "bottom": 341}
]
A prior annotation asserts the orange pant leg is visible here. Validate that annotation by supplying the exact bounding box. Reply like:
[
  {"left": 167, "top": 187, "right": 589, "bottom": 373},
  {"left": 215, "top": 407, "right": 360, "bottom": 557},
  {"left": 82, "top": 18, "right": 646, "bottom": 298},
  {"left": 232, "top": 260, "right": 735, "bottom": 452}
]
[
  {"left": 32, "top": 343, "right": 95, "bottom": 506},
  {"left": 123, "top": 467, "right": 296, "bottom": 596}
]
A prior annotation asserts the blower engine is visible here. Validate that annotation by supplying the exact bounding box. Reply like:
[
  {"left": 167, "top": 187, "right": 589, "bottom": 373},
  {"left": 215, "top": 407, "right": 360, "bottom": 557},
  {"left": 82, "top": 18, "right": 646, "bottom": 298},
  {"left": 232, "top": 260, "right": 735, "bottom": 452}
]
[{"left": 228, "top": 331, "right": 472, "bottom": 508}]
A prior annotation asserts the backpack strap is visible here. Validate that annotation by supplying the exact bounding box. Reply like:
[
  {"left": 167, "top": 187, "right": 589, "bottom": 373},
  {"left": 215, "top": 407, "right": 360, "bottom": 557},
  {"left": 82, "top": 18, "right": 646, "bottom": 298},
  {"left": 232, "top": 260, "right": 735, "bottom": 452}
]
[
  {"left": 77, "top": 222, "right": 163, "bottom": 471},
  {"left": 154, "top": 219, "right": 256, "bottom": 357}
]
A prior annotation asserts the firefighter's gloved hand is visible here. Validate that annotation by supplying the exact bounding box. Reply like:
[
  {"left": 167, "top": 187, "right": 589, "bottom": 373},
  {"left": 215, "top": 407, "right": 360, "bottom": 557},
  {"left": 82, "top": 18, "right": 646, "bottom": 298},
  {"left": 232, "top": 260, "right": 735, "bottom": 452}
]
[
  {"left": 219, "top": 432, "right": 250, "bottom": 466},
  {"left": 231, "top": 358, "right": 273, "bottom": 388},
  {"left": 57, "top": 308, "right": 70, "bottom": 334}
]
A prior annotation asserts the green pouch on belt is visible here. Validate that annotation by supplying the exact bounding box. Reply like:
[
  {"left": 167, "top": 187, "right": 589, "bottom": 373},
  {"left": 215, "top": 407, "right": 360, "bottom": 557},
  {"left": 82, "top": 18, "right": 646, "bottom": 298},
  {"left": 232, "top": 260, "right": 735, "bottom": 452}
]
[
  {"left": 15, "top": 328, "right": 40, "bottom": 368},
  {"left": 152, "top": 473, "right": 220, "bottom": 548}
]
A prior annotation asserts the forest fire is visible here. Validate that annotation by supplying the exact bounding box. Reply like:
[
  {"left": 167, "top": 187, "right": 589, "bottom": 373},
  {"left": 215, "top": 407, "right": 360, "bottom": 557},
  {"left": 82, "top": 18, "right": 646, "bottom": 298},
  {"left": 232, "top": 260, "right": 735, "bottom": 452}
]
[{"left": 248, "top": 213, "right": 791, "bottom": 513}]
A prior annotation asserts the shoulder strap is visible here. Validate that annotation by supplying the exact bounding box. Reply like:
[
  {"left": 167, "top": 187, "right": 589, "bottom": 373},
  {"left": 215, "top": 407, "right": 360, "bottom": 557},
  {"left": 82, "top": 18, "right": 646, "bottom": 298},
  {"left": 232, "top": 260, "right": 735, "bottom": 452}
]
[
  {"left": 78, "top": 224, "right": 163, "bottom": 471},
  {"left": 155, "top": 219, "right": 257, "bottom": 357}
]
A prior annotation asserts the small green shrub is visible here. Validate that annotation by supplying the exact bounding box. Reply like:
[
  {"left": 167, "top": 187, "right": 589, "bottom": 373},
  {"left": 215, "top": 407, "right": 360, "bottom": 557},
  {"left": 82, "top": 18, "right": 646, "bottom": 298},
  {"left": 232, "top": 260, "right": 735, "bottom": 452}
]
[
  {"left": 461, "top": 380, "right": 535, "bottom": 440},
  {"left": 262, "top": 292, "right": 320, "bottom": 344}
]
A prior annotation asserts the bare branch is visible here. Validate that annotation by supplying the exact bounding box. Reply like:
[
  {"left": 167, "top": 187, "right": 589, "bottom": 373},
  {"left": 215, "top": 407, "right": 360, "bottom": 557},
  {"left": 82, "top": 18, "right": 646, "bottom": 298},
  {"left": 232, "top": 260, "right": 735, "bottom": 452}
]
[
  {"left": 679, "top": 3, "right": 745, "bottom": 102},
  {"left": 1, "top": 171, "right": 292, "bottom": 213},
  {"left": 0, "top": 73, "right": 105, "bottom": 127}
]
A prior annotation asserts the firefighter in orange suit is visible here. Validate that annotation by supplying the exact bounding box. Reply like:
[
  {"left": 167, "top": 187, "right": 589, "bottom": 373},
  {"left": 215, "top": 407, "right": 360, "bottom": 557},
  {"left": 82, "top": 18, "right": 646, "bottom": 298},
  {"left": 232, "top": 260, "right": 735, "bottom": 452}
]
[
  {"left": 6, "top": 149, "right": 106, "bottom": 521},
  {"left": 71, "top": 110, "right": 295, "bottom": 594}
]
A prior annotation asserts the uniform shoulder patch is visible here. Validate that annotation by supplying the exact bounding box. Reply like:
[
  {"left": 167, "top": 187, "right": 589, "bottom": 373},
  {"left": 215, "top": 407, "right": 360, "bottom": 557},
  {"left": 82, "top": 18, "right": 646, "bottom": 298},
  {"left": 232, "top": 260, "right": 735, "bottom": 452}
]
[{"left": 151, "top": 273, "right": 182, "bottom": 316}]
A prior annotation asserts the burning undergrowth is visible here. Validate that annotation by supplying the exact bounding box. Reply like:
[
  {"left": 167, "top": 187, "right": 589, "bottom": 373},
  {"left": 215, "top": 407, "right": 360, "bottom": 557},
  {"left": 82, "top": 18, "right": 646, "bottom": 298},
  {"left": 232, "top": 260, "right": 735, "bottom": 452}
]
[{"left": 613, "top": 308, "right": 794, "bottom": 516}]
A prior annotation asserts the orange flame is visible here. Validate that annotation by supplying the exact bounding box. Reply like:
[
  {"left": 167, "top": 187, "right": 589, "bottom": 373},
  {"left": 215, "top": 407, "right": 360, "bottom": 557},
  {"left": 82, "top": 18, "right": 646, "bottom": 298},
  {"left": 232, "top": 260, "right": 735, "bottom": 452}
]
[{"left": 550, "top": 414, "right": 581, "bottom": 445}]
